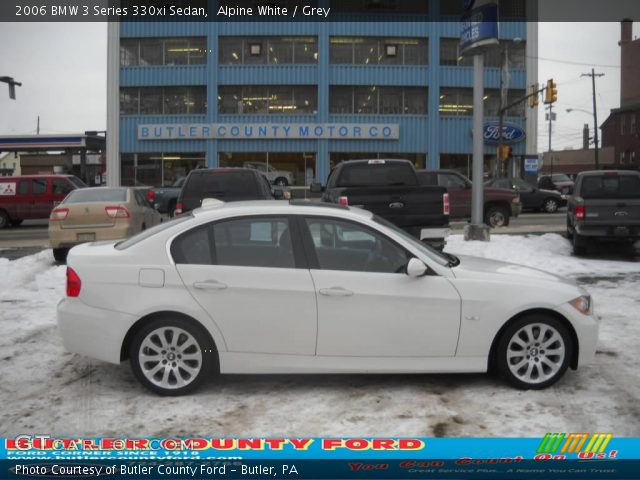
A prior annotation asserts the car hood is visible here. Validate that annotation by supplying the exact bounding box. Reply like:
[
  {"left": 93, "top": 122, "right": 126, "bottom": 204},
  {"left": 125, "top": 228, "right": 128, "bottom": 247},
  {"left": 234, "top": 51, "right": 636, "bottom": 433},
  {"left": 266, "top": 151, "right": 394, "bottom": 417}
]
[{"left": 451, "top": 254, "right": 577, "bottom": 287}]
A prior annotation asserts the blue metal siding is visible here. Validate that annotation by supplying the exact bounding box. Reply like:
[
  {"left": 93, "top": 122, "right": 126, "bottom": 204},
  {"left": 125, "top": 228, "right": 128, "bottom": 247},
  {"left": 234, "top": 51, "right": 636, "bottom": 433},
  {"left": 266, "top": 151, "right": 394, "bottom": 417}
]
[{"left": 118, "top": 18, "right": 530, "bottom": 177}]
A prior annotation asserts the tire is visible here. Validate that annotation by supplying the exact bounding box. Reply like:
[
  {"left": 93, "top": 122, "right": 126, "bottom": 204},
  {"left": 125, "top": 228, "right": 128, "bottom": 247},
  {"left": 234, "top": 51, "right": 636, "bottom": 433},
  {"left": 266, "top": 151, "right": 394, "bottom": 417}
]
[
  {"left": 566, "top": 218, "right": 574, "bottom": 239},
  {"left": 274, "top": 177, "right": 288, "bottom": 187},
  {"left": 53, "top": 248, "right": 69, "bottom": 263},
  {"left": 0, "top": 210, "right": 9, "bottom": 229},
  {"left": 496, "top": 315, "right": 573, "bottom": 390},
  {"left": 573, "top": 232, "right": 587, "bottom": 256},
  {"left": 129, "top": 316, "right": 215, "bottom": 396},
  {"left": 168, "top": 200, "right": 176, "bottom": 218},
  {"left": 543, "top": 198, "right": 559, "bottom": 213},
  {"left": 484, "top": 205, "right": 510, "bottom": 228},
  {"left": 10, "top": 218, "right": 23, "bottom": 227}
]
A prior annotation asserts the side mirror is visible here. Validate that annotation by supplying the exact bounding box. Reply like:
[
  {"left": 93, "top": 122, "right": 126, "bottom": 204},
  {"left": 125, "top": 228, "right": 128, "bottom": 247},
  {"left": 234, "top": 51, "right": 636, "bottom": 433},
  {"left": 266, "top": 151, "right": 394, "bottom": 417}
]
[
  {"left": 310, "top": 182, "right": 323, "bottom": 193},
  {"left": 273, "top": 188, "right": 284, "bottom": 200},
  {"left": 406, "top": 258, "right": 428, "bottom": 278}
]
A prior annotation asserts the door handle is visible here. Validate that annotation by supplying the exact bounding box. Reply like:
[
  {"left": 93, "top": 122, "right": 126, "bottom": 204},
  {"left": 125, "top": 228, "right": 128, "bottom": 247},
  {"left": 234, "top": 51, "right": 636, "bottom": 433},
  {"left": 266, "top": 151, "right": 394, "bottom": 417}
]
[
  {"left": 193, "top": 280, "right": 227, "bottom": 290},
  {"left": 319, "top": 287, "right": 354, "bottom": 297}
]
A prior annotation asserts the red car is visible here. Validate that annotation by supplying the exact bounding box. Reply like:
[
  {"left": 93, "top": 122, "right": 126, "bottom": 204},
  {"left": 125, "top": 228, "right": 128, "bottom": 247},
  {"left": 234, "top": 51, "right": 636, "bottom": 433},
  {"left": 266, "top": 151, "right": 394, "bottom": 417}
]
[
  {"left": 417, "top": 170, "right": 521, "bottom": 227},
  {"left": 0, "top": 174, "right": 86, "bottom": 228}
]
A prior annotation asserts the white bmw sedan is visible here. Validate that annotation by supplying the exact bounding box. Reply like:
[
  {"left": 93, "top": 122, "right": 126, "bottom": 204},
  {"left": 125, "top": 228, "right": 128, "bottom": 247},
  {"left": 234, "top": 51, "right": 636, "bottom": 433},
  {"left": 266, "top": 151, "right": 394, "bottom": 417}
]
[{"left": 57, "top": 201, "right": 598, "bottom": 395}]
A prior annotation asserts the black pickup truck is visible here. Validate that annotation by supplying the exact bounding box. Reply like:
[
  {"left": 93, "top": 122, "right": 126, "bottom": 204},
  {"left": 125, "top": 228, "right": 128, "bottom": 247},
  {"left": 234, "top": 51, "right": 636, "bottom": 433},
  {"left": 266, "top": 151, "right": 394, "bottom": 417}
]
[
  {"left": 567, "top": 170, "right": 640, "bottom": 255},
  {"left": 317, "top": 159, "right": 450, "bottom": 249}
]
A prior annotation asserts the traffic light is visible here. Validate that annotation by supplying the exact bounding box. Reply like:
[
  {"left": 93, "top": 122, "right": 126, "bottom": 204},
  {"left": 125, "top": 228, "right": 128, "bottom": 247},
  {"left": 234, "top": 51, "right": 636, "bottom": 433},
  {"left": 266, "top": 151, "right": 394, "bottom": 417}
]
[
  {"left": 544, "top": 79, "right": 558, "bottom": 104},
  {"left": 497, "top": 145, "right": 512, "bottom": 161},
  {"left": 529, "top": 84, "right": 539, "bottom": 108}
]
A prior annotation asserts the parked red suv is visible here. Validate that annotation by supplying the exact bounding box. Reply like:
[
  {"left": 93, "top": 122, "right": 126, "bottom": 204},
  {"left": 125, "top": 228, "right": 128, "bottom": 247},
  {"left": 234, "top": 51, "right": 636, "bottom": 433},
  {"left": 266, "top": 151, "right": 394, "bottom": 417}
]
[
  {"left": 0, "top": 174, "right": 86, "bottom": 228},
  {"left": 417, "top": 170, "right": 521, "bottom": 227}
]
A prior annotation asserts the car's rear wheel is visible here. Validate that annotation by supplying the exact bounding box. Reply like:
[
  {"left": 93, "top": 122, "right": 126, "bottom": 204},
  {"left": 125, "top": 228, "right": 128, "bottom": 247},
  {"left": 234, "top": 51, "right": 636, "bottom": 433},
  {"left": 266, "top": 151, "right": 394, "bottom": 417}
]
[
  {"left": 543, "top": 198, "right": 559, "bottom": 213},
  {"left": 0, "top": 210, "right": 9, "bottom": 229},
  {"left": 573, "top": 232, "right": 587, "bottom": 256},
  {"left": 53, "top": 248, "right": 69, "bottom": 263},
  {"left": 484, "top": 205, "right": 510, "bottom": 228},
  {"left": 496, "top": 315, "right": 573, "bottom": 390},
  {"left": 130, "top": 317, "right": 214, "bottom": 396}
]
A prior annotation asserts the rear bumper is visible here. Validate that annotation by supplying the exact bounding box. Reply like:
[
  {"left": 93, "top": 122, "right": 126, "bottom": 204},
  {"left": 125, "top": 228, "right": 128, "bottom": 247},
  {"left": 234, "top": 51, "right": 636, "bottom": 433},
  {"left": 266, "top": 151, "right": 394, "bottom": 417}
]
[
  {"left": 575, "top": 224, "right": 640, "bottom": 240},
  {"left": 57, "top": 298, "right": 137, "bottom": 364}
]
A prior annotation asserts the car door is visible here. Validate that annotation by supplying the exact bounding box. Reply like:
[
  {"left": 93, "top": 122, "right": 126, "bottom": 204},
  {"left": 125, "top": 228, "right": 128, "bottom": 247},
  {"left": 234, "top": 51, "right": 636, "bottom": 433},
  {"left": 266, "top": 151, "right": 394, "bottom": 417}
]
[
  {"left": 301, "top": 216, "right": 461, "bottom": 357},
  {"left": 15, "top": 179, "right": 32, "bottom": 219},
  {"left": 174, "top": 215, "right": 317, "bottom": 355},
  {"left": 30, "top": 177, "right": 52, "bottom": 219}
]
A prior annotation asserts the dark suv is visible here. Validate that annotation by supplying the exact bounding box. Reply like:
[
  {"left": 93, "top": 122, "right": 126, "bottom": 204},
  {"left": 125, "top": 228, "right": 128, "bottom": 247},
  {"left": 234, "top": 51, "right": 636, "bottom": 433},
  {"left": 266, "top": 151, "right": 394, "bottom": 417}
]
[
  {"left": 175, "top": 168, "right": 282, "bottom": 216},
  {"left": 567, "top": 170, "right": 640, "bottom": 255}
]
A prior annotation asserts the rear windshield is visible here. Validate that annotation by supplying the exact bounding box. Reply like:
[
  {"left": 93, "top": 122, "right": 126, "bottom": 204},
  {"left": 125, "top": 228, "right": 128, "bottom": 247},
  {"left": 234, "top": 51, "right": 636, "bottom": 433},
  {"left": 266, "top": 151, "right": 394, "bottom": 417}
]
[
  {"left": 64, "top": 188, "right": 127, "bottom": 203},
  {"left": 335, "top": 164, "right": 417, "bottom": 188},
  {"left": 581, "top": 174, "right": 640, "bottom": 199},
  {"left": 115, "top": 214, "right": 194, "bottom": 250},
  {"left": 183, "top": 171, "right": 259, "bottom": 207},
  {"left": 552, "top": 174, "right": 572, "bottom": 183},
  {"left": 416, "top": 172, "right": 437, "bottom": 186}
]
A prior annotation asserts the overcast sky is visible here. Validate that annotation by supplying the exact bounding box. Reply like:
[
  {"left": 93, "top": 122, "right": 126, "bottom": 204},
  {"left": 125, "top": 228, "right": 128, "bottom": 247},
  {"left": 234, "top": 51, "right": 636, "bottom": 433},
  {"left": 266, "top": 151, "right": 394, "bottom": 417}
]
[{"left": 0, "top": 21, "right": 635, "bottom": 153}]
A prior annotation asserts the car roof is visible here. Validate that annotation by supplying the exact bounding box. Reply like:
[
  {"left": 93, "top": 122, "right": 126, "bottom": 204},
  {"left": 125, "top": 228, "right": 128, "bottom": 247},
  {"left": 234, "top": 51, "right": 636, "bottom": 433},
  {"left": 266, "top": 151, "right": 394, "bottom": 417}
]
[
  {"left": 192, "top": 200, "right": 372, "bottom": 220},
  {"left": 577, "top": 170, "right": 639, "bottom": 177}
]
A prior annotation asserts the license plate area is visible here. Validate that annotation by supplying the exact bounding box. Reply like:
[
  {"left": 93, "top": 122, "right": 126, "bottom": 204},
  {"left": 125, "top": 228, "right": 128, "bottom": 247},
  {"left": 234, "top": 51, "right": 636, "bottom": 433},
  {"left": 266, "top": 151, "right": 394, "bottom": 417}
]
[
  {"left": 77, "top": 233, "right": 96, "bottom": 242},
  {"left": 613, "top": 226, "right": 629, "bottom": 236}
]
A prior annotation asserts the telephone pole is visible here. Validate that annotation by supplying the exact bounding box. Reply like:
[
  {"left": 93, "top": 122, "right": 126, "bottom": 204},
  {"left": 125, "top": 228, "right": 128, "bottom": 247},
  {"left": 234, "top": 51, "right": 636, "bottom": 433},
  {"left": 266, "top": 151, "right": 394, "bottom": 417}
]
[
  {"left": 546, "top": 104, "right": 554, "bottom": 176},
  {"left": 581, "top": 69, "right": 605, "bottom": 169}
]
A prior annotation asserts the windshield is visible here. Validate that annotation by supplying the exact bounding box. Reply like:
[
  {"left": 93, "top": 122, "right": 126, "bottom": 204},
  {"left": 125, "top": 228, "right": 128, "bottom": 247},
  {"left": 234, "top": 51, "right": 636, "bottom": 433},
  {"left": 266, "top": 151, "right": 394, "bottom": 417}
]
[
  {"left": 552, "top": 174, "right": 572, "bottom": 182},
  {"left": 371, "top": 215, "right": 450, "bottom": 267}
]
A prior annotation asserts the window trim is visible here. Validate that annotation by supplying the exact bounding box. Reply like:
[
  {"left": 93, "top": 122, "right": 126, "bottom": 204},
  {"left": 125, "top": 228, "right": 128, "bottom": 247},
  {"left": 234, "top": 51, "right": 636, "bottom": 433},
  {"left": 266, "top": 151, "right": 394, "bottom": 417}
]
[{"left": 296, "top": 215, "right": 412, "bottom": 274}]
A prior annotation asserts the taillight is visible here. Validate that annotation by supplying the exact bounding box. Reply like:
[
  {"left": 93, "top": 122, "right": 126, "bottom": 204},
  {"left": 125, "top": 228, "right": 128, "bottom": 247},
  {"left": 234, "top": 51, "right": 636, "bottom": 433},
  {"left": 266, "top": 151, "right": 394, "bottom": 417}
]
[
  {"left": 338, "top": 196, "right": 349, "bottom": 206},
  {"left": 147, "top": 189, "right": 155, "bottom": 203},
  {"left": 66, "top": 267, "right": 81, "bottom": 297},
  {"left": 174, "top": 202, "right": 184, "bottom": 216},
  {"left": 575, "top": 205, "right": 585, "bottom": 221},
  {"left": 50, "top": 207, "right": 69, "bottom": 221},
  {"left": 443, "top": 193, "right": 450, "bottom": 216},
  {"left": 105, "top": 206, "right": 130, "bottom": 218}
]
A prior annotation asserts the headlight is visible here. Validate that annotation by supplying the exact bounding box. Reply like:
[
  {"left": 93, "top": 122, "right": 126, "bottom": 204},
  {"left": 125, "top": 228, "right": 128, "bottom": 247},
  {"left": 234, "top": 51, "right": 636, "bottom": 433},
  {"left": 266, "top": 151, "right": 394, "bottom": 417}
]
[{"left": 569, "top": 295, "right": 592, "bottom": 315}]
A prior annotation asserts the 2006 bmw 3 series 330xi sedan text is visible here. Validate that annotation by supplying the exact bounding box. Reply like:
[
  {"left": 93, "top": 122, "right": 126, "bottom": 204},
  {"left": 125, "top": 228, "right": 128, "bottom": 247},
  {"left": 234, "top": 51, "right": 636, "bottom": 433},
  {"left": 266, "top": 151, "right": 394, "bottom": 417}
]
[{"left": 57, "top": 200, "right": 598, "bottom": 395}]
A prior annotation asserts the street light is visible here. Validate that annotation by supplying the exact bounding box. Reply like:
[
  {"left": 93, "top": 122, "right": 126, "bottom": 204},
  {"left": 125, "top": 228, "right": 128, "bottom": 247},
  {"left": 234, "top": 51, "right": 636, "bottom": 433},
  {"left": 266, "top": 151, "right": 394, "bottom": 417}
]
[{"left": 566, "top": 108, "right": 591, "bottom": 115}]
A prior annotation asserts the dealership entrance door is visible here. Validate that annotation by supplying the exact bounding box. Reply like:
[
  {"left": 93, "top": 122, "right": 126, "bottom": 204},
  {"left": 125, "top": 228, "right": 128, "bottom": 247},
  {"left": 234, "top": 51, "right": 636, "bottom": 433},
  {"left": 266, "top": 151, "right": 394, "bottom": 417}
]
[{"left": 219, "top": 152, "right": 316, "bottom": 188}]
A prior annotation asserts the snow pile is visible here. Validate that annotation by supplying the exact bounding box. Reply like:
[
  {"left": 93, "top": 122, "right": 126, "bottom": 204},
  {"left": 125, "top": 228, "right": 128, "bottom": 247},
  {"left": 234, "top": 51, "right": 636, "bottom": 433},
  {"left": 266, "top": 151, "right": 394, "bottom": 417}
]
[{"left": 0, "top": 239, "right": 639, "bottom": 438}]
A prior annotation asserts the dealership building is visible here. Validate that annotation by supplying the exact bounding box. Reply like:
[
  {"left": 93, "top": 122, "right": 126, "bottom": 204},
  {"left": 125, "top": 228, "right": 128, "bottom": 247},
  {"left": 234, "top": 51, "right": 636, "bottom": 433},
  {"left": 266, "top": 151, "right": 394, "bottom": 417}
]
[{"left": 106, "top": 1, "right": 537, "bottom": 187}]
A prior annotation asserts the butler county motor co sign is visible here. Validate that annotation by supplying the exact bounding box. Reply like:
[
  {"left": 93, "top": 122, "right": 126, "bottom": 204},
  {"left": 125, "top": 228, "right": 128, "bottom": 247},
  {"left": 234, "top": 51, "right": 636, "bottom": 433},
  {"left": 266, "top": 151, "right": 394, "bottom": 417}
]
[{"left": 138, "top": 123, "right": 400, "bottom": 140}]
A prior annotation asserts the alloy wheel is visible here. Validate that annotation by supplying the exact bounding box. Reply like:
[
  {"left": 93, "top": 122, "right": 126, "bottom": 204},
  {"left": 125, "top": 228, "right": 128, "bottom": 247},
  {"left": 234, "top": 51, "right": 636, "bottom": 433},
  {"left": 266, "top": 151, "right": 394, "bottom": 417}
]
[{"left": 506, "top": 323, "right": 566, "bottom": 385}]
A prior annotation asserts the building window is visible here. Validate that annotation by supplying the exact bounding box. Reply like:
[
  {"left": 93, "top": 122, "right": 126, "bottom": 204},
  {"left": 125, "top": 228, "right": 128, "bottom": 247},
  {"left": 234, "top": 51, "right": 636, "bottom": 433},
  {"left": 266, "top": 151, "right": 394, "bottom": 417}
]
[
  {"left": 219, "top": 37, "right": 318, "bottom": 65},
  {"left": 330, "top": 37, "right": 428, "bottom": 65},
  {"left": 330, "top": 86, "right": 427, "bottom": 115},
  {"left": 631, "top": 114, "right": 637, "bottom": 136},
  {"left": 620, "top": 151, "right": 626, "bottom": 165},
  {"left": 219, "top": 152, "right": 316, "bottom": 187},
  {"left": 440, "top": 38, "right": 525, "bottom": 68},
  {"left": 120, "top": 37, "right": 207, "bottom": 66},
  {"left": 121, "top": 152, "right": 205, "bottom": 187},
  {"left": 439, "top": 88, "right": 525, "bottom": 117},
  {"left": 120, "top": 86, "right": 206, "bottom": 115},
  {"left": 621, "top": 115, "right": 627, "bottom": 136},
  {"left": 218, "top": 86, "right": 317, "bottom": 114}
]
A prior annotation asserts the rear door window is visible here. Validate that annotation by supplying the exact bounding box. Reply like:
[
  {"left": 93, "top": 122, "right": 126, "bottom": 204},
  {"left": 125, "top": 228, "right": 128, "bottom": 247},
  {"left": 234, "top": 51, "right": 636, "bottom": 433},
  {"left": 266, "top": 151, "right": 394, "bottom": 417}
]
[{"left": 18, "top": 180, "right": 30, "bottom": 195}]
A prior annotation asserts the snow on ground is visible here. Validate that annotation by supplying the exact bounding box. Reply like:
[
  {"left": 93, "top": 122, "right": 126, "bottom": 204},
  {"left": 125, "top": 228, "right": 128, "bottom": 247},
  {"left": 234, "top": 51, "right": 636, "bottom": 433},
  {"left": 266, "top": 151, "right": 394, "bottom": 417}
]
[{"left": 1, "top": 235, "right": 639, "bottom": 438}]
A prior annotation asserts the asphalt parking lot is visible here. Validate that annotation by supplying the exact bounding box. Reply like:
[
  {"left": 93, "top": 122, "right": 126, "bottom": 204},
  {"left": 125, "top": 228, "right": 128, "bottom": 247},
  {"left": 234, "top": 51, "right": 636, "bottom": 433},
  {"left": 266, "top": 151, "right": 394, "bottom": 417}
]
[{"left": 0, "top": 232, "right": 638, "bottom": 437}]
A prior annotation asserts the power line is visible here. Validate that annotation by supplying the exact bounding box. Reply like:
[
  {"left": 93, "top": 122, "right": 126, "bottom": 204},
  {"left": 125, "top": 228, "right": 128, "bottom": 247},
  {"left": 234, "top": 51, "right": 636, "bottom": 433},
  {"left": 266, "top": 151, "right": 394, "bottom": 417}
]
[{"left": 528, "top": 55, "right": 620, "bottom": 69}]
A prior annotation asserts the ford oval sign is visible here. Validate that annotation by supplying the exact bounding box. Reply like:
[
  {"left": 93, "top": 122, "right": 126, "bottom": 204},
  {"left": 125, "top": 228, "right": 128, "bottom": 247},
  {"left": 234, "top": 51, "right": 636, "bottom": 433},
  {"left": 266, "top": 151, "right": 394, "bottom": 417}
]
[{"left": 483, "top": 123, "right": 526, "bottom": 145}]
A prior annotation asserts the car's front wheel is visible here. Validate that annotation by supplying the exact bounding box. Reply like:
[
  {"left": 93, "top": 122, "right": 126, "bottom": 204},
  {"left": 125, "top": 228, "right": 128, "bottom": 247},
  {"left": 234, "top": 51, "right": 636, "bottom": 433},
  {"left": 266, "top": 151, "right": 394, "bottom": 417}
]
[
  {"left": 484, "top": 205, "right": 510, "bottom": 228},
  {"left": 130, "top": 316, "right": 215, "bottom": 395},
  {"left": 53, "top": 248, "right": 69, "bottom": 263},
  {"left": 496, "top": 315, "right": 573, "bottom": 390}
]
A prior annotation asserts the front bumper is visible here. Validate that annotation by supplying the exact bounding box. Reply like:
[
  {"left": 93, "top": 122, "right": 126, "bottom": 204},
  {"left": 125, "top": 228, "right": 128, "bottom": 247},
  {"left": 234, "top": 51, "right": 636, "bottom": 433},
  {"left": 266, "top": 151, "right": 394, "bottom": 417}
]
[
  {"left": 556, "top": 303, "right": 599, "bottom": 368},
  {"left": 57, "top": 298, "right": 137, "bottom": 364}
]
